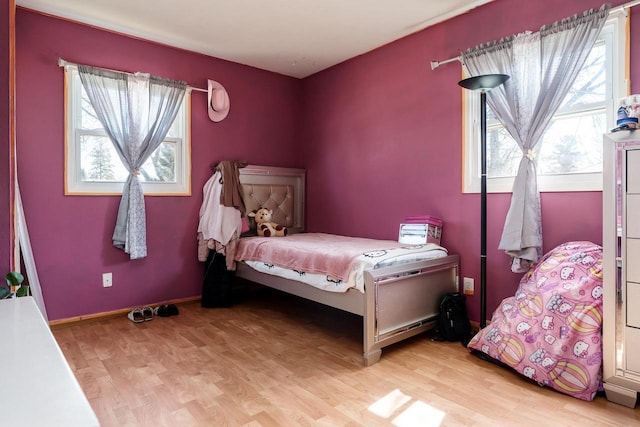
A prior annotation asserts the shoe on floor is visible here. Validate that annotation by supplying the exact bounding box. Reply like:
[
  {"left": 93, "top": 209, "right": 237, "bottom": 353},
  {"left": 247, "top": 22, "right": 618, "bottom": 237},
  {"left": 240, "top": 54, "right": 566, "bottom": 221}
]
[
  {"left": 153, "top": 304, "right": 179, "bottom": 317},
  {"left": 153, "top": 305, "right": 170, "bottom": 317},
  {"left": 166, "top": 304, "right": 179, "bottom": 316},
  {"left": 142, "top": 306, "right": 153, "bottom": 321},
  {"left": 127, "top": 308, "right": 144, "bottom": 323}
]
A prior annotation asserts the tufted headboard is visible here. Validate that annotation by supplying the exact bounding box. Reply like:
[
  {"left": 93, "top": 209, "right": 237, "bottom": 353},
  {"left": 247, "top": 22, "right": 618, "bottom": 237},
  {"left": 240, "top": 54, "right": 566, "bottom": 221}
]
[{"left": 239, "top": 165, "right": 305, "bottom": 234}]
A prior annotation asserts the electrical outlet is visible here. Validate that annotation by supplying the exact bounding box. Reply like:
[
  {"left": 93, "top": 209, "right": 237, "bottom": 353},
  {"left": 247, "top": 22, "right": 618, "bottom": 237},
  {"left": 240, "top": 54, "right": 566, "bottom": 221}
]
[
  {"left": 463, "top": 277, "right": 474, "bottom": 295},
  {"left": 102, "top": 272, "right": 112, "bottom": 288}
]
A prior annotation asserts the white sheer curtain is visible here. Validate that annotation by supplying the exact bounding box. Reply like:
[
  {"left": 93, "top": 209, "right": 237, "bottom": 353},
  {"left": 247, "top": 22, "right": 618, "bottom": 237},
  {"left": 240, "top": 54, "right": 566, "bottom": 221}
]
[
  {"left": 78, "top": 65, "right": 186, "bottom": 259},
  {"left": 462, "top": 4, "right": 610, "bottom": 272}
]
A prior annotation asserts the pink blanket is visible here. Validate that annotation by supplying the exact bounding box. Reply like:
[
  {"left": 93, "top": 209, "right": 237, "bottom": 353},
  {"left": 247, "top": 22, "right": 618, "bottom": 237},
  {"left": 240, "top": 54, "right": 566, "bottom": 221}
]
[{"left": 234, "top": 233, "right": 406, "bottom": 280}]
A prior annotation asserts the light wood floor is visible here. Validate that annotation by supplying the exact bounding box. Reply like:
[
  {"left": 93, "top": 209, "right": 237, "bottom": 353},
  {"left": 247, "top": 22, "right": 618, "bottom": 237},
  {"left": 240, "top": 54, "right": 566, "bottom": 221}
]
[{"left": 53, "top": 286, "right": 640, "bottom": 427}]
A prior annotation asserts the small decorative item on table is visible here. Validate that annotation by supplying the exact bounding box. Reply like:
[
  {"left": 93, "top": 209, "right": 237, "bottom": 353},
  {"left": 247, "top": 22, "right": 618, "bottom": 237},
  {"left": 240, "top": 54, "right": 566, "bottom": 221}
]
[
  {"left": 612, "top": 94, "right": 640, "bottom": 132},
  {"left": 398, "top": 215, "right": 443, "bottom": 245}
]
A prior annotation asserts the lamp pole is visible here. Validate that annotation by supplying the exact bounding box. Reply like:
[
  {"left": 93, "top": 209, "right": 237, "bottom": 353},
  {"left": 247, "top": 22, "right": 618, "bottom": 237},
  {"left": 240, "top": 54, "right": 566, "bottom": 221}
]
[{"left": 458, "top": 74, "right": 509, "bottom": 329}]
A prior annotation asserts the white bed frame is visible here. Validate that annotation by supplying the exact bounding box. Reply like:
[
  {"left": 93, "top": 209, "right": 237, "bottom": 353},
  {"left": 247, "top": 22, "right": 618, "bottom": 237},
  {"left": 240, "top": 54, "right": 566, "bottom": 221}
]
[{"left": 236, "top": 165, "right": 460, "bottom": 365}]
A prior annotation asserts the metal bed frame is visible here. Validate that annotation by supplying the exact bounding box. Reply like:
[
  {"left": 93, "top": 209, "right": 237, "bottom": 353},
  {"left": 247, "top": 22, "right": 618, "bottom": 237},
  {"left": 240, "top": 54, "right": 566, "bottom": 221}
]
[{"left": 235, "top": 165, "right": 460, "bottom": 365}]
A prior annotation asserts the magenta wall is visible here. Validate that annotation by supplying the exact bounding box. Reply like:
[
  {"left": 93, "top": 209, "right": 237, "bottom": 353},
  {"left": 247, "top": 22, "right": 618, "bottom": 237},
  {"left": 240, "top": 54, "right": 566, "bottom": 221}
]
[
  {"left": 15, "top": 9, "right": 302, "bottom": 320},
  {"left": 0, "top": 0, "right": 12, "bottom": 274},
  {"left": 300, "top": 0, "right": 636, "bottom": 323},
  {"left": 14, "top": 1, "right": 639, "bottom": 323}
]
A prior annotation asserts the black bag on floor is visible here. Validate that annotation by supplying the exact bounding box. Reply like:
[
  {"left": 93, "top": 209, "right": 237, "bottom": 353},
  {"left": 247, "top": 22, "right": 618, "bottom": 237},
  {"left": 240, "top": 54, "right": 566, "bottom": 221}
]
[
  {"left": 438, "top": 292, "right": 472, "bottom": 343},
  {"left": 201, "top": 251, "right": 235, "bottom": 308}
]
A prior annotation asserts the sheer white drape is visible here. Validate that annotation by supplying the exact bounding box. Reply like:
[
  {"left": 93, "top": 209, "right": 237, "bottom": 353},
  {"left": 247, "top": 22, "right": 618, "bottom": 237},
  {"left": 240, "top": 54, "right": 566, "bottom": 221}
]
[
  {"left": 78, "top": 65, "right": 186, "bottom": 259},
  {"left": 462, "top": 4, "right": 610, "bottom": 272}
]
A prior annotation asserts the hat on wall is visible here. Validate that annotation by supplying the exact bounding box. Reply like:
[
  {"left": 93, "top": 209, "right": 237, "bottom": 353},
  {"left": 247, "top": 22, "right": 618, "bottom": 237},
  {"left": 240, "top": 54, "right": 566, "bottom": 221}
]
[{"left": 207, "top": 79, "right": 230, "bottom": 122}]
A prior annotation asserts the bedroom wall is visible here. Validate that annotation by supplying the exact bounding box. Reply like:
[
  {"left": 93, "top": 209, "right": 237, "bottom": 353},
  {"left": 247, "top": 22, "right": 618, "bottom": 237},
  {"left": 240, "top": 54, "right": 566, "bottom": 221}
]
[
  {"left": 0, "top": 0, "right": 12, "bottom": 274},
  {"left": 15, "top": 8, "right": 303, "bottom": 320},
  {"left": 300, "top": 0, "right": 635, "bottom": 323}
]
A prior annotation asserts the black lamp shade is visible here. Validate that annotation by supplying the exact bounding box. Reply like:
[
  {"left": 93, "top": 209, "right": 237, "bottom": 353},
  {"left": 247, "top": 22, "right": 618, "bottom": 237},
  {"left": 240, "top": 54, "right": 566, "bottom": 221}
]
[{"left": 458, "top": 74, "right": 509, "bottom": 92}]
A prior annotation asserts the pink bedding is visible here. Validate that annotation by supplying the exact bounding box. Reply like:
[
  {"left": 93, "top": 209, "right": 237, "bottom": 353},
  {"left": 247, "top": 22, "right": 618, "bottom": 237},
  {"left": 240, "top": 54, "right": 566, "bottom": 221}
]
[
  {"left": 234, "top": 233, "right": 408, "bottom": 281},
  {"left": 467, "top": 241, "right": 604, "bottom": 401}
]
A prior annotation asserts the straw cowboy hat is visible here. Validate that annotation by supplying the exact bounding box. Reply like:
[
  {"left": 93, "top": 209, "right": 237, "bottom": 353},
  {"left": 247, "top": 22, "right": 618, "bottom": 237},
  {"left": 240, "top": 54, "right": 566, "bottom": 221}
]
[{"left": 207, "top": 79, "right": 230, "bottom": 122}]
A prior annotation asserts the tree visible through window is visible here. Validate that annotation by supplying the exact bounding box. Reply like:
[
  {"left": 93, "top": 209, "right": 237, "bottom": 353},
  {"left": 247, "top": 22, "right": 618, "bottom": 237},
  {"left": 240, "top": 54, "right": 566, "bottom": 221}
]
[{"left": 85, "top": 138, "right": 116, "bottom": 181}]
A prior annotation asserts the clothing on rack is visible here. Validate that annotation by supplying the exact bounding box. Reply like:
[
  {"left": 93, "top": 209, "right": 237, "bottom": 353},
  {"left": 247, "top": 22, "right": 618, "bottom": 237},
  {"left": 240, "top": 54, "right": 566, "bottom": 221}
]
[
  {"left": 214, "top": 160, "right": 247, "bottom": 213},
  {"left": 197, "top": 160, "right": 248, "bottom": 271},
  {"left": 197, "top": 170, "right": 241, "bottom": 270},
  {"left": 198, "top": 170, "right": 241, "bottom": 245},
  {"left": 197, "top": 232, "right": 238, "bottom": 271}
]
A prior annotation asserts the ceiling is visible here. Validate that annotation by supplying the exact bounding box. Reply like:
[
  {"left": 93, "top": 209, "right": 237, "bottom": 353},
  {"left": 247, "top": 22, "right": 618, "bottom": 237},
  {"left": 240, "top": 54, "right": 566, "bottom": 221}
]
[{"left": 16, "top": 0, "right": 492, "bottom": 78}]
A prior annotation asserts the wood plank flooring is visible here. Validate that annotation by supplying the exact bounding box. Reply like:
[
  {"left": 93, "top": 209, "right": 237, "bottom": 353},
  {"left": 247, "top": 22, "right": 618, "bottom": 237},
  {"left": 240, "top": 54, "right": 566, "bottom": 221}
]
[{"left": 53, "top": 286, "right": 640, "bottom": 427}]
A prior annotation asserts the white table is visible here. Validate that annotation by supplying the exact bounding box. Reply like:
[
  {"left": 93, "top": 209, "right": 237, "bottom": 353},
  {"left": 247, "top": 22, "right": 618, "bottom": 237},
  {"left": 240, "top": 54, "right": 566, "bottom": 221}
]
[{"left": 0, "top": 297, "right": 100, "bottom": 426}]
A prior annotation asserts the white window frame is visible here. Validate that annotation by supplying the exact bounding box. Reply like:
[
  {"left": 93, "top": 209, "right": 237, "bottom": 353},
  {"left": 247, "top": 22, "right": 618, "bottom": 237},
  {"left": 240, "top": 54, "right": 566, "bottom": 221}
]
[
  {"left": 462, "top": 11, "right": 627, "bottom": 194},
  {"left": 64, "top": 66, "right": 191, "bottom": 196}
]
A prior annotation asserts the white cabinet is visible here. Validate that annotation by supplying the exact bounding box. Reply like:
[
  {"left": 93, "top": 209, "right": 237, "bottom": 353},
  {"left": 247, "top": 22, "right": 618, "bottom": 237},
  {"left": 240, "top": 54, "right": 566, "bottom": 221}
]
[
  {"left": 603, "top": 131, "right": 640, "bottom": 408},
  {"left": 0, "top": 297, "right": 99, "bottom": 426}
]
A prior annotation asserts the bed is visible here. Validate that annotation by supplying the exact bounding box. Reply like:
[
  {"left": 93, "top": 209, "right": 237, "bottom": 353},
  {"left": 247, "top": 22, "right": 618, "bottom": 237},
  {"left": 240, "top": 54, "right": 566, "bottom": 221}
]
[
  {"left": 467, "top": 241, "right": 604, "bottom": 401},
  {"left": 233, "top": 165, "right": 460, "bottom": 366}
]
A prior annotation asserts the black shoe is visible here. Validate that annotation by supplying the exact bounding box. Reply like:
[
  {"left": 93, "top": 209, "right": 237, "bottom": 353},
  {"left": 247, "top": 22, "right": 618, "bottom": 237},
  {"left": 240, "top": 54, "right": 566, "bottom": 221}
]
[
  {"left": 166, "top": 304, "right": 179, "bottom": 316},
  {"left": 153, "top": 304, "right": 178, "bottom": 317}
]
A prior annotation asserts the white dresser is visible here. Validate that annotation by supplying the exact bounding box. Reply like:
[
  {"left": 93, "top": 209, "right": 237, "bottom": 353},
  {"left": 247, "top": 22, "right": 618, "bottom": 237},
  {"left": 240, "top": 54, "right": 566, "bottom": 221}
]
[
  {"left": 0, "top": 297, "right": 100, "bottom": 426},
  {"left": 603, "top": 131, "right": 640, "bottom": 408}
]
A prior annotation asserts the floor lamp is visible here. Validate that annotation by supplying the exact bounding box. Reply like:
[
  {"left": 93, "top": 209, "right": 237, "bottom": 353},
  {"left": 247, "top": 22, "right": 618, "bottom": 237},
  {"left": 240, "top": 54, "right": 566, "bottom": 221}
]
[{"left": 458, "top": 74, "right": 509, "bottom": 329}]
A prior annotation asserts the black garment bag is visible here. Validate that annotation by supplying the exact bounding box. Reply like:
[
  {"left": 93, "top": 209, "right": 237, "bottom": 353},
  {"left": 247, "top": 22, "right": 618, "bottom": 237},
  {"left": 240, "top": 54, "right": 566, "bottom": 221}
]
[{"left": 201, "top": 251, "right": 234, "bottom": 308}]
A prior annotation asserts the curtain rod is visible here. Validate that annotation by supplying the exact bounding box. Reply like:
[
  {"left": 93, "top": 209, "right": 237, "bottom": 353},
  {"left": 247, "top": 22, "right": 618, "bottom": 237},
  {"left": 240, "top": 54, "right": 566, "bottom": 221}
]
[
  {"left": 430, "top": 0, "right": 640, "bottom": 71},
  {"left": 57, "top": 58, "right": 208, "bottom": 93}
]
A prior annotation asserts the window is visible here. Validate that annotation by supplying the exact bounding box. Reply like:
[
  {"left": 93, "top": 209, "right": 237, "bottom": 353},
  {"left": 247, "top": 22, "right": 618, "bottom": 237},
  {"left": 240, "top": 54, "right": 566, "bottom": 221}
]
[
  {"left": 64, "top": 66, "right": 191, "bottom": 195},
  {"left": 463, "top": 12, "right": 627, "bottom": 193}
]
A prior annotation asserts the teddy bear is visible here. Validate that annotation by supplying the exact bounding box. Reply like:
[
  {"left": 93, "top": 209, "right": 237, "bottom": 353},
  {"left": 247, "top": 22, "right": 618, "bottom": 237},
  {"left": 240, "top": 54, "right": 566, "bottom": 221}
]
[{"left": 247, "top": 208, "right": 287, "bottom": 237}]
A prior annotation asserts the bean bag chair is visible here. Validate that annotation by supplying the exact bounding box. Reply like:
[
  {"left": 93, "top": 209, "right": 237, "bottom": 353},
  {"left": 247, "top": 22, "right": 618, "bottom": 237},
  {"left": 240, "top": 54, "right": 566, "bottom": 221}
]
[{"left": 467, "top": 241, "right": 604, "bottom": 401}]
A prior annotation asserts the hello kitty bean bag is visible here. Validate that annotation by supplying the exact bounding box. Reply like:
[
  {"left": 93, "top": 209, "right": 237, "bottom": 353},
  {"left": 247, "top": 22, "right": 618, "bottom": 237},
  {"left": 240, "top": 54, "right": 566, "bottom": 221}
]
[{"left": 467, "top": 241, "right": 604, "bottom": 401}]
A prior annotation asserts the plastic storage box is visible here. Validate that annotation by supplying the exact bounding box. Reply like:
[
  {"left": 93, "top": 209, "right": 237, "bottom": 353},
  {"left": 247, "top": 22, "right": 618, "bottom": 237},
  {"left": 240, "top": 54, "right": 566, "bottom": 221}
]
[{"left": 398, "top": 215, "right": 442, "bottom": 245}]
